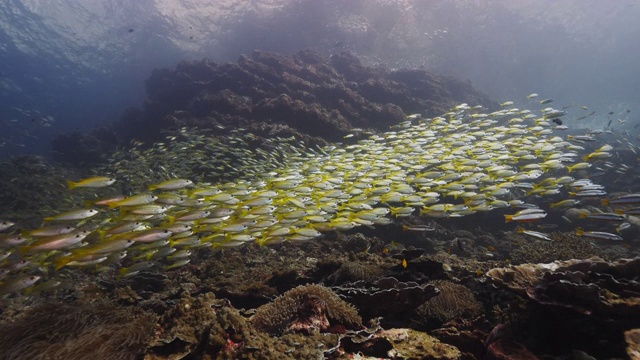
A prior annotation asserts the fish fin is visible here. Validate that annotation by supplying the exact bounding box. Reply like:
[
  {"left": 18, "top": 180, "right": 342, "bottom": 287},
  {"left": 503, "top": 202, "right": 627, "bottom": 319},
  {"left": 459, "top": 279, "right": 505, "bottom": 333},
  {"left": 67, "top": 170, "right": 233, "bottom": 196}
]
[
  {"left": 615, "top": 209, "right": 625, "bottom": 215},
  {"left": 148, "top": 185, "right": 158, "bottom": 191},
  {"left": 504, "top": 214, "right": 512, "bottom": 223},
  {"left": 575, "top": 227, "right": 584, "bottom": 236},
  {"left": 601, "top": 199, "right": 610, "bottom": 206},
  {"left": 67, "top": 180, "right": 78, "bottom": 190}
]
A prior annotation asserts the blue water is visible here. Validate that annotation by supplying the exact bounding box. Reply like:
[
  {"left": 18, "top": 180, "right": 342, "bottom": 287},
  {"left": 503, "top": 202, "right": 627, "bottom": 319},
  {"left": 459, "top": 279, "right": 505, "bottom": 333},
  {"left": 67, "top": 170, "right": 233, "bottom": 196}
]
[{"left": 1, "top": 0, "right": 639, "bottom": 158}]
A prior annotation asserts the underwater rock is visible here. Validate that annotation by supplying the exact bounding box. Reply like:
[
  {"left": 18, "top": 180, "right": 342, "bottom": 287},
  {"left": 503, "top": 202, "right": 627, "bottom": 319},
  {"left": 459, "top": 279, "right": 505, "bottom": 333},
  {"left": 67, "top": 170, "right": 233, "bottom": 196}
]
[
  {"left": 55, "top": 49, "right": 494, "bottom": 165},
  {"left": 431, "top": 326, "right": 487, "bottom": 360},
  {"left": 332, "top": 276, "right": 439, "bottom": 327},
  {"left": 0, "top": 301, "right": 156, "bottom": 360},
  {"left": 251, "top": 284, "right": 362, "bottom": 336},
  {"left": 626, "top": 329, "right": 640, "bottom": 360},
  {"left": 486, "top": 257, "right": 640, "bottom": 317},
  {"left": 486, "top": 339, "right": 539, "bottom": 360},
  {"left": 382, "top": 328, "right": 462, "bottom": 360},
  {"left": 338, "top": 321, "right": 462, "bottom": 360}
]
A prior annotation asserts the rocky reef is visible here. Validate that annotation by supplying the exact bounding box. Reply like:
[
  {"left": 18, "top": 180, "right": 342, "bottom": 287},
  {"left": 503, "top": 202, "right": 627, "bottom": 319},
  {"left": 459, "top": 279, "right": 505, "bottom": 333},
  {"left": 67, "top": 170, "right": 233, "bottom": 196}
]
[{"left": 52, "top": 49, "right": 495, "bottom": 164}]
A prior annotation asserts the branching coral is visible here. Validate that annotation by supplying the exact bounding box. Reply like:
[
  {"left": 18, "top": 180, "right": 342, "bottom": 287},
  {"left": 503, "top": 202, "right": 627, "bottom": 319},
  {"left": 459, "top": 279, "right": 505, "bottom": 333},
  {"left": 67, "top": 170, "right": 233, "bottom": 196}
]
[{"left": 251, "top": 284, "right": 362, "bottom": 336}]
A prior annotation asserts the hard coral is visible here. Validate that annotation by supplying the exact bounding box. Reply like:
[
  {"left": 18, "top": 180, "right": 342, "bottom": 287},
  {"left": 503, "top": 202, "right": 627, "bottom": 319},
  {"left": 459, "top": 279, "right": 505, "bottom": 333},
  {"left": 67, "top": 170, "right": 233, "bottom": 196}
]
[
  {"left": 509, "top": 232, "right": 603, "bottom": 264},
  {"left": 416, "top": 280, "right": 483, "bottom": 328},
  {"left": 486, "top": 257, "right": 640, "bottom": 317},
  {"left": 0, "top": 301, "right": 156, "bottom": 360},
  {"left": 251, "top": 284, "right": 362, "bottom": 336},
  {"left": 332, "top": 277, "right": 439, "bottom": 328}
]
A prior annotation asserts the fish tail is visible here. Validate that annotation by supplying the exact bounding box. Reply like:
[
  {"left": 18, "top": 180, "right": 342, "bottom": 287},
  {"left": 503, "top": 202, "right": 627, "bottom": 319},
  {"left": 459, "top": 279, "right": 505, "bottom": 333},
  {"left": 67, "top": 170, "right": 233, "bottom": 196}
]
[
  {"left": 575, "top": 227, "right": 584, "bottom": 236},
  {"left": 148, "top": 185, "right": 158, "bottom": 191},
  {"left": 55, "top": 257, "right": 71, "bottom": 270},
  {"left": 166, "top": 216, "right": 176, "bottom": 225},
  {"left": 516, "top": 226, "right": 524, "bottom": 233},
  {"left": 579, "top": 213, "right": 588, "bottom": 218},
  {"left": 67, "top": 180, "right": 78, "bottom": 190},
  {"left": 601, "top": 199, "right": 610, "bottom": 206},
  {"left": 504, "top": 215, "right": 512, "bottom": 223},
  {"left": 615, "top": 209, "right": 625, "bottom": 215}
]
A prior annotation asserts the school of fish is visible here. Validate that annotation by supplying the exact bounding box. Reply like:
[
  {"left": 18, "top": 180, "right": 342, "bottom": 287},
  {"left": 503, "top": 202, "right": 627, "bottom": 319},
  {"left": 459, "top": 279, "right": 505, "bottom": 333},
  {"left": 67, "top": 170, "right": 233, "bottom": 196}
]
[{"left": 1, "top": 100, "right": 638, "bottom": 296}]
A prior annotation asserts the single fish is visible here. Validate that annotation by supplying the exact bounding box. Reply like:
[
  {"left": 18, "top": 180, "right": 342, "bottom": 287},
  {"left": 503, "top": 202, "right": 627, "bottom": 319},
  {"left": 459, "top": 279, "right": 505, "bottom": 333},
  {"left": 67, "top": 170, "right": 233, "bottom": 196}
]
[
  {"left": 24, "top": 224, "right": 76, "bottom": 237},
  {"left": 21, "top": 230, "right": 91, "bottom": 252},
  {"left": 517, "top": 227, "right": 552, "bottom": 241},
  {"left": 67, "top": 176, "right": 116, "bottom": 190},
  {"left": 580, "top": 212, "right": 625, "bottom": 222},
  {"left": 504, "top": 211, "right": 547, "bottom": 223},
  {"left": 148, "top": 178, "right": 193, "bottom": 191},
  {"left": 402, "top": 224, "right": 435, "bottom": 232},
  {"left": 575, "top": 228, "right": 622, "bottom": 241},
  {"left": 108, "top": 194, "right": 158, "bottom": 209},
  {"left": 0, "top": 274, "right": 40, "bottom": 295},
  {"left": 44, "top": 209, "right": 99, "bottom": 222},
  {"left": 166, "top": 258, "right": 191, "bottom": 270}
]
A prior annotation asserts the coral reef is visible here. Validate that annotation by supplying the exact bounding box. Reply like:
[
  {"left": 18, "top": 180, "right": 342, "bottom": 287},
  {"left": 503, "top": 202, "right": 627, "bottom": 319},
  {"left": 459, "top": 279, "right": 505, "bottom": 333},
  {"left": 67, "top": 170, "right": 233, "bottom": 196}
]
[
  {"left": 251, "top": 284, "right": 362, "bottom": 335},
  {"left": 147, "top": 290, "right": 342, "bottom": 359},
  {"left": 0, "top": 301, "right": 156, "bottom": 360},
  {"left": 416, "top": 280, "right": 483, "bottom": 328},
  {"left": 486, "top": 257, "right": 640, "bottom": 317},
  {"left": 508, "top": 232, "right": 604, "bottom": 264},
  {"left": 332, "top": 276, "right": 439, "bottom": 328},
  {"left": 485, "top": 257, "right": 640, "bottom": 358}
]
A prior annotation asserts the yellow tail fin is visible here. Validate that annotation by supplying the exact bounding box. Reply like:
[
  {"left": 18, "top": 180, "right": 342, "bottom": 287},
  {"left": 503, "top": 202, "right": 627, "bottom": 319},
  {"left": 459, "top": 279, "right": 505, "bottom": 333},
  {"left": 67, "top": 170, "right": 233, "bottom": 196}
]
[{"left": 67, "top": 180, "right": 78, "bottom": 190}]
